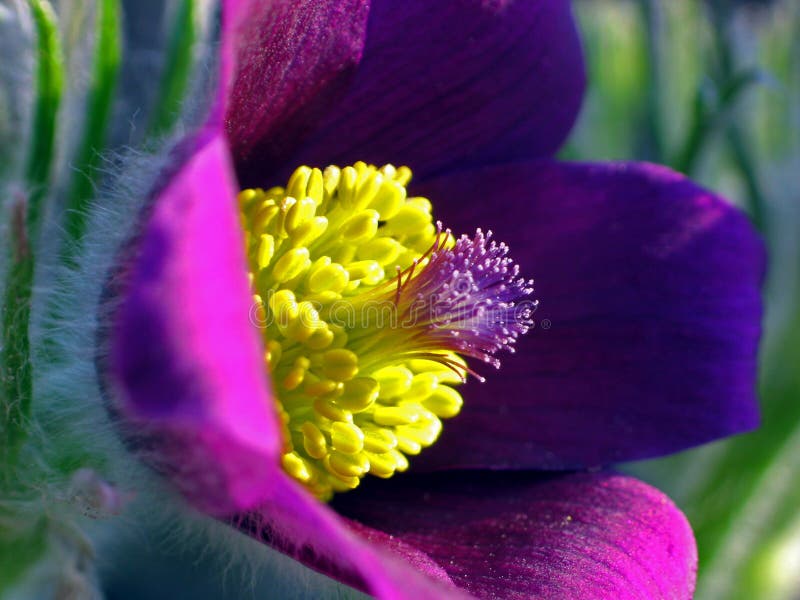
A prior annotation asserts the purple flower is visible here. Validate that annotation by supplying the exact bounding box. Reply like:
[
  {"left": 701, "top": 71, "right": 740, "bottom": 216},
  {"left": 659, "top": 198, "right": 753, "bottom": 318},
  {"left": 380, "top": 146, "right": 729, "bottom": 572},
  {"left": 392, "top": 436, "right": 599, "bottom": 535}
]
[{"left": 105, "top": 1, "right": 765, "bottom": 598}]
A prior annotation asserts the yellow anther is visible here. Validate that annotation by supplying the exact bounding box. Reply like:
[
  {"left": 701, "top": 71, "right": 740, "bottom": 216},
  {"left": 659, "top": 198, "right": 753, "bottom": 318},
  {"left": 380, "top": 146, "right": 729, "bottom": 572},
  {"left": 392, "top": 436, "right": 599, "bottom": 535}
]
[
  {"left": 362, "top": 427, "right": 398, "bottom": 454},
  {"left": 329, "top": 323, "right": 348, "bottom": 349},
  {"left": 285, "top": 301, "right": 322, "bottom": 342},
  {"left": 313, "top": 397, "right": 352, "bottom": 423},
  {"left": 373, "top": 405, "right": 420, "bottom": 426},
  {"left": 266, "top": 340, "right": 282, "bottom": 367},
  {"left": 337, "top": 377, "right": 379, "bottom": 412},
  {"left": 322, "top": 165, "right": 341, "bottom": 197},
  {"left": 330, "top": 422, "right": 365, "bottom": 455},
  {"left": 346, "top": 260, "right": 384, "bottom": 285},
  {"left": 272, "top": 247, "right": 311, "bottom": 283},
  {"left": 286, "top": 165, "right": 313, "bottom": 201},
  {"left": 282, "top": 452, "right": 312, "bottom": 482},
  {"left": 379, "top": 164, "right": 397, "bottom": 179},
  {"left": 308, "top": 291, "right": 340, "bottom": 306},
  {"left": 329, "top": 474, "right": 360, "bottom": 492},
  {"left": 410, "top": 224, "right": 437, "bottom": 251},
  {"left": 422, "top": 385, "right": 464, "bottom": 418},
  {"left": 364, "top": 452, "right": 396, "bottom": 478},
  {"left": 307, "top": 167, "right": 324, "bottom": 206},
  {"left": 338, "top": 166, "right": 358, "bottom": 207},
  {"left": 251, "top": 294, "right": 267, "bottom": 326},
  {"left": 304, "top": 378, "right": 339, "bottom": 397},
  {"left": 390, "top": 449, "right": 409, "bottom": 472},
  {"left": 322, "top": 348, "right": 359, "bottom": 381},
  {"left": 397, "top": 417, "right": 441, "bottom": 446},
  {"left": 432, "top": 368, "right": 464, "bottom": 385},
  {"left": 238, "top": 187, "right": 259, "bottom": 207},
  {"left": 408, "top": 372, "right": 438, "bottom": 401},
  {"left": 369, "top": 179, "right": 406, "bottom": 220},
  {"left": 256, "top": 234, "right": 275, "bottom": 270},
  {"left": 353, "top": 171, "right": 383, "bottom": 211},
  {"left": 357, "top": 237, "right": 403, "bottom": 266},
  {"left": 240, "top": 163, "right": 475, "bottom": 501},
  {"left": 339, "top": 209, "right": 379, "bottom": 243},
  {"left": 382, "top": 204, "right": 431, "bottom": 236},
  {"left": 305, "top": 321, "right": 333, "bottom": 350},
  {"left": 373, "top": 366, "right": 413, "bottom": 399},
  {"left": 290, "top": 216, "right": 329, "bottom": 248},
  {"left": 327, "top": 451, "right": 369, "bottom": 478},
  {"left": 308, "top": 262, "right": 349, "bottom": 294},
  {"left": 407, "top": 196, "right": 432, "bottom": 213},
  {"left": 301, "top": 422, "right": 328, "bottom": 459},
  {"left": 251, "top": 202, "right": 280, "bottom": 235},
  {"left": 396, "top": 435, "right": 422, "bottom": 455},
  {"left": 283, "top": 357, "right": 310, "bottom": 390},
  {"left": 285, "top": 197, "right": 317, "bottom": 234},
  {"left": 269, "top": 289, "right": 299, "bottom": 323},
  {"left": 395, "top": 166, "right": 412, "bottom": 187},
  {"left": 305, "top": 326, "right": 334, "bottom": 350}
]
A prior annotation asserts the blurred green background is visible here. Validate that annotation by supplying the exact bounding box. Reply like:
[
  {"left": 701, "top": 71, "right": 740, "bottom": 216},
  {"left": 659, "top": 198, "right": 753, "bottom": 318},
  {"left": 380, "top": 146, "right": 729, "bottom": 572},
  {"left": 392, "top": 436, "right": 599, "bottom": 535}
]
[{"left": 567, "top": 1, "right": 799, "bottom": 598}]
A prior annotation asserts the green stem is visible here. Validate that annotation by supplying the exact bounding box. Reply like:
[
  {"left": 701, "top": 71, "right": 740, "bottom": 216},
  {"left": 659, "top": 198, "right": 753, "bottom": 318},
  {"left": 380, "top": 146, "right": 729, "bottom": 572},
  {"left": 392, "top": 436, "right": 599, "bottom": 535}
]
[
  {"left": 726, "top": 124, "right": 767, "bottom": 234},
  {"left": 636, "top": 0, "right": 665, "bottom": 162},
  {"left": 25, "top": 0, "right": 64, "bottom": 242},
  {"left": 1, "top": 201, "right": 34, "bottom": 468},
  {"left": 672, "top": 69, "right": 761, "bottom": 176},
  {"left": 148, "top": 0, "right": 197, "bottom": 138},
  {"left": 63, "top": 0, "right": 122, "bottom": 252},
  {"left": 2, "top": 1, "right": 65, "bottom": 466}
]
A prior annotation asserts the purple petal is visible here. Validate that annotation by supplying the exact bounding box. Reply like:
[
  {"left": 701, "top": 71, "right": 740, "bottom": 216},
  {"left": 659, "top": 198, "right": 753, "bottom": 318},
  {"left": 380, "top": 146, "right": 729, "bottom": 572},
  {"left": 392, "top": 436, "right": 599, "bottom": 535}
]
[
  {"left": 222, "top": 0, "right": 370, "bottom": 183},
  {"left": 280, "top": 0, "right": 585, "bottom": 183},
  {"left": 108, "top": 132, "right": 281, "bottom": 516},
  {"left": 413, "top": 161, "right": 765, "bottom": 469},
  {"left": 244, "top": 477, "right": 470, "bottom": 599},
  {"left": 333, "top": 471, "right": 697, "bottom": 599}
]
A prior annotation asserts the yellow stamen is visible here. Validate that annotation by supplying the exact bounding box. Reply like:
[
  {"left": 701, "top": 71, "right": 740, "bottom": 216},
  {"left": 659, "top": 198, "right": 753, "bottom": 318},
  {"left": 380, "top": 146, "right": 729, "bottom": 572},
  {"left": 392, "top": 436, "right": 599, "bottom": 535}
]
[{"left": 240, "top": 163, "right": 468, "bottom": 501}]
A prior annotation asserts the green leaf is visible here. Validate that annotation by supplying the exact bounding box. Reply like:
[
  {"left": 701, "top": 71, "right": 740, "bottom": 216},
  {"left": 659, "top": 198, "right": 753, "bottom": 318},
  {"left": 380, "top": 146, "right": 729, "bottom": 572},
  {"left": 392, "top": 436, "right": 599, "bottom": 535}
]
[
  {"left": 24, "top": 0, "right": 64, "bottom": 240},
  {"left": 0, "top": 517, "right": 47, "bottom": 594},
  {"left": 671, "top": 68, "right": 767, "bottom": 176},
  {"left": 1, "top": 202, "right": 34, "bottom": 469},
  {"left": 148, "top": 0, "right": 197, "bottom": 138},
  {"left": 63, "top": 0, "right": 122, "bottom": 249},
  {"left": 726, "top": 123, "right": 767, "bottom": 234}
]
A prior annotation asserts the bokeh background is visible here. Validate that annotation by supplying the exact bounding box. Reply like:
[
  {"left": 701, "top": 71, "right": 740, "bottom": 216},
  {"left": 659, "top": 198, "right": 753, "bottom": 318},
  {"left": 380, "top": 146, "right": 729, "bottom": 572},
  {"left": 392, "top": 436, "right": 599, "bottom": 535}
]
[{"left": 568, "top": 2, "right": 799, "bottom": 599}]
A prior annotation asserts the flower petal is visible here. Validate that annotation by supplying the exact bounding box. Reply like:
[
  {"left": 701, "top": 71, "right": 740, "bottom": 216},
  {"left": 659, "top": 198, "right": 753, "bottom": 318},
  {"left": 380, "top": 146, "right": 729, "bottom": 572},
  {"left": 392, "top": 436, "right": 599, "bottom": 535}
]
[
  {"left": 107, "top": 131, "right": 281, "bottom": 516},
  {"left": 414, "top": 161, "right": 765, "bottom": 469},
  {"left": 333, "top": 471, "right": 697, "bottom": 599},
  {"left": 222, "top": 0, "right": 370, "bottom": 180},
  {"left": 243, "top": 475, "right": 471, "bottom": 599},
  {"left": 281, "top": 0, "right": 585, "bottom": 183}
]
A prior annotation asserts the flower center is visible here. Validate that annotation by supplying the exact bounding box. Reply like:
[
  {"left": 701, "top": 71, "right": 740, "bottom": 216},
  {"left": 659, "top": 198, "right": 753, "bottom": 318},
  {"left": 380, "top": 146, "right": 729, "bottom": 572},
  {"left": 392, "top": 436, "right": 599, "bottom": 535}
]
[{"left": 238, "top": 163, "right": 534, "bottom": 500}]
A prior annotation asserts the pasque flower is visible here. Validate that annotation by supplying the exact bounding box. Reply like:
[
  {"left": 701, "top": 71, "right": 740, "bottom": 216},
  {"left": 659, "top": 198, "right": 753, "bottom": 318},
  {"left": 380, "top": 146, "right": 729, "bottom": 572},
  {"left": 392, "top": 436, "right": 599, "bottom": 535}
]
[{"left": 103, "top": 1, "right": 764, "bottom": 598}]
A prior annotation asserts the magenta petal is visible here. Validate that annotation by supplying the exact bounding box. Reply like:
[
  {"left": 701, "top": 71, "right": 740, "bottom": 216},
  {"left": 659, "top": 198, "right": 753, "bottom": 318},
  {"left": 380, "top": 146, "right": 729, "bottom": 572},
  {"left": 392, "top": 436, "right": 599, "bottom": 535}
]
[
  {"left": 245, "top": 476, "right": 470, "bottom": 599},
  {"left": 108, "top": 133, "right": 281, "bottom": 516},
  {"left": 414, "top": 161, "right": 765, "bottom": 469},
  {"left": 222, "top": 0, "right": 370, "bottom": 182},
  {"left": 283, "top": 0, "right": 585, "bottom": 182},
  {"left": 333, "top": 471, "right": 697, "bottom": 600}
]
